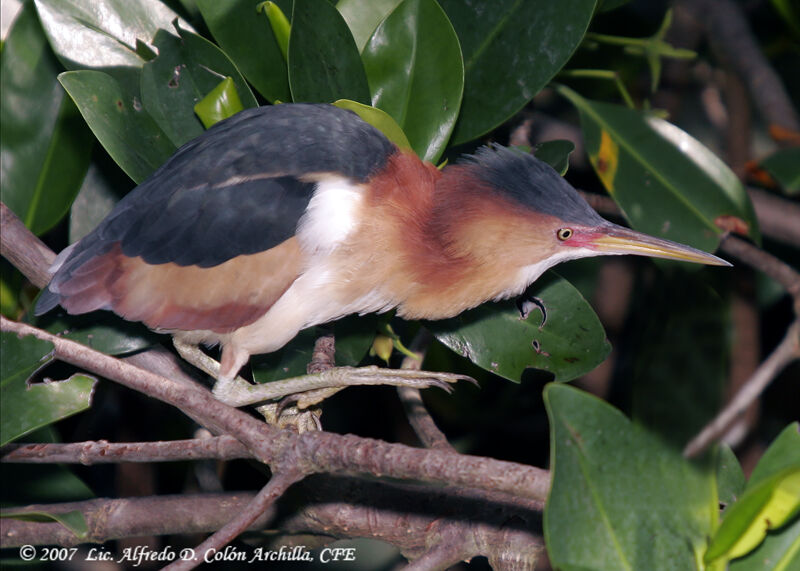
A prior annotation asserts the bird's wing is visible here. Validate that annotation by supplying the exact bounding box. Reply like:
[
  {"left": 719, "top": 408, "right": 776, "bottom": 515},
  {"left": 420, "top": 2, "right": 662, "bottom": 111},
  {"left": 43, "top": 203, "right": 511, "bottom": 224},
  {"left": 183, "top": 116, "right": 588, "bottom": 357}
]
[{"left": 36, "top": 104, "right": 396, "bottom": 333}]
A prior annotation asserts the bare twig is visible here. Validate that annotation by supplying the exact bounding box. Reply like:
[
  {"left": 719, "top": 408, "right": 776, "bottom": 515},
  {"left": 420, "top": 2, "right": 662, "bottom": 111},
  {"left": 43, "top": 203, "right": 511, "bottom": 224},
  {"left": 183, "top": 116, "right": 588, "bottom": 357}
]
[
  {"left": 684, "top": 319, "right": 800, "bottom": 457},
  {"left": 0, "top": 204, "right": 55, "bottom": 289},
  {"left": 1, "top": 436, "right": 250, "bottom": 465},
  {"left": 165, "top": 470, "right": 304, "bottom": 571},
  {"left": 748, "top": 187, "right": 800, "bottom": 248},
  {"left": 398, "top": 329, "right": 455, "bottom": 451}
]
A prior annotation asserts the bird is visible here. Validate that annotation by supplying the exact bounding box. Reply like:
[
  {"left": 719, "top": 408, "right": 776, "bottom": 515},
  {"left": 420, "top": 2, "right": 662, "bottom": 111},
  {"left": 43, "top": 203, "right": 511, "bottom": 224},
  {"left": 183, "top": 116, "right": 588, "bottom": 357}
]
[{"left": 36, "top": 103, "right": 730, "bottom": 419}]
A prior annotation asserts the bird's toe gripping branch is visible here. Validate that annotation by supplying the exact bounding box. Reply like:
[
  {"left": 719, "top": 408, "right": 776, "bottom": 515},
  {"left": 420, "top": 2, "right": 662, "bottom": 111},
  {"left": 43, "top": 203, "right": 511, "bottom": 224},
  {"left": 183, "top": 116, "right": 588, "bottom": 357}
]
[{"left": 173, "top": 339, "right": 472, "bottom": 423}]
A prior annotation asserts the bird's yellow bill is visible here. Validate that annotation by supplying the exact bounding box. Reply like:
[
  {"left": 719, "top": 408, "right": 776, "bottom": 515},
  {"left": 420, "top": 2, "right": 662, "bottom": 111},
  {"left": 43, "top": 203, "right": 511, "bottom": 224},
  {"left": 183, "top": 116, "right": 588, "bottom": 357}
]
[{"left": 592, "top": 225, "right": 732, "bottom": 266}]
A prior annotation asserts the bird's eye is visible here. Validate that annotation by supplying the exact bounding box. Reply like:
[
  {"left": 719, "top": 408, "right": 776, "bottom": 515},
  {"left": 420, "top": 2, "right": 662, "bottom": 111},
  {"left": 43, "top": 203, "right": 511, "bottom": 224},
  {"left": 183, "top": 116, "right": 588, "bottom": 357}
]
[{"left": 557, "top": 228, "right": 573, "bottom": 241}]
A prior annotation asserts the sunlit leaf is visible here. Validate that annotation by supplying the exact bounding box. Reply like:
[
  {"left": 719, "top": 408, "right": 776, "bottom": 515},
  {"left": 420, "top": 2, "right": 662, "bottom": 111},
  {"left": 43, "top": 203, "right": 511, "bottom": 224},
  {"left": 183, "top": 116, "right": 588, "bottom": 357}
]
[
  {"left": 362, "top": 0, "right": 463, "bottom": 162},
  {"left": 288, "top": 0, "right": 369, "bottom": 104},
  {"left": 0, "top": 332, "right": 95, "bottom": 446},
  {"left": 1, "top": 1, "right": 92, "bottom": 235},
  {"left": 440, "top": 0, "right": 595, "bottom": 144},
  {"left": 196, "top": 0, "right": 291, "bottom": 102},
  {"left": 194, "top": 77, "right": 246, "bottom": 129},
  {"left": 428, "top": 273, "right": 610, "bottom": 383},
  {"left": 544, "top": 383, "right": 717, "bottom": 570},
  {"left": 34, "top": 0, "right": 191, "bottom": 70}
]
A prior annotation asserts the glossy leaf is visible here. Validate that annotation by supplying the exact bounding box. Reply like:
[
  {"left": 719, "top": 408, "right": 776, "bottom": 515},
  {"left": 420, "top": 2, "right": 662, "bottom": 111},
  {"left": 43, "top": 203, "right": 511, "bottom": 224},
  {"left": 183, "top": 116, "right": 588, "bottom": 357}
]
[
  {"left": 1, "top": 1, "right": 92, "bottom": 235},
  {"left": 558, "top": 84, "right": 760, "bottom": 253},
  {"left": 196, "top": 0, "right": 291, "bottom": 102},
  {"left": 68, "top": 156, "right": 133, "bottom": 243},
  {"left": 533, "top": 140, "right": 575, "bottom": 175},
  {"left": 32, "top": 308, "right": 156, "bottom": 356},
  {"left": 761, "top": 147, "right": 800, "bottom": 195},
  {"left": 362, "top": 0, "right": 463, "bottom": 163},
  {"left": 706, "top": 468, "right": 800, "bottom": 563},
  {"left": 195, "top": 77, "right": 246, "bottom": 129},
  {"left": 729, "top": 516, "right": 800, "bottom": 571},
  {"left": 261, "top": 1, "right": 290, "bottom": 60},
  {"left": 60, "top": 70, "right": 176, "bottom": 183},
  {"left": 34, "top": 0, "right": 190, "bottom": 70},
  {"left": 337, "top": 0, "right": 403, "bottom": 52},
  {"left": 428, "top": 272, "right": 610, "bottom": 383},
  {"left": 252, "top": 328, "right": 317, "bottom": 384},
  {"left": 544, "top": 383, "right": 717, "bottom": 570},
  {"left": 141, "top": 26, "right": 256, "bottom": 147},
  {"left": 333, "top": 99, "right": 412, "bottom": 150},
  {"left": 717, "top": 444, "right": 746, "bottom": 508},
  {"left": 440, "top": 0, "right": 595, "bottom": 144},
  {"left": 0, "top": 332, "right": 96, "bottom": 446},
  {"left": 748, "top": 423, "right": 800, "bottom": 488},
  {"left": 288, "top": 0, "right": 370, "bottom": 104}
]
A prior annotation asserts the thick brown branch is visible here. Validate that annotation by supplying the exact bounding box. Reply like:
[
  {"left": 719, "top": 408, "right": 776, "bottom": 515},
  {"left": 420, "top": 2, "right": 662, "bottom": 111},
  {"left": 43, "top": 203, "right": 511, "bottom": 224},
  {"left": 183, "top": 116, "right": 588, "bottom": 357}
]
[
  {"left": 0, "top": 493, "right": 267, "bottom": 548},
  {"left": 2, "top": 436, "right": 250, "bottom": 465}
]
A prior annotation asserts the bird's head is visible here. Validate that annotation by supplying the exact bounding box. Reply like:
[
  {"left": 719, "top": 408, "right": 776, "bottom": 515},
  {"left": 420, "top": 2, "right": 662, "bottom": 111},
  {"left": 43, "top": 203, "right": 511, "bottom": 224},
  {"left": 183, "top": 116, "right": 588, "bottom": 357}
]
[{"left": 431, "top": 145, "right": 729, "bottom": 297}]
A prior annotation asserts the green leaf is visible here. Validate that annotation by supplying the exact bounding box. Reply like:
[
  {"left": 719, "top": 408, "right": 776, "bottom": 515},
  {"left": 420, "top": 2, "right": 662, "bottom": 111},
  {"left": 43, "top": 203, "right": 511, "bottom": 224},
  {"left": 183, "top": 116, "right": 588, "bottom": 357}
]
[
  {"left": 195, "top": 77, "right": 246, "bottom": 129},
  {"left": 544, "top": 383, "right": 717, "bottom": 570},
  {"left": 706, "top": 468, "right": 800, "bottom": 563},
  {"left": 60, "top": 69, "right": 176, "bottom": 183},
  {"left": 362, "top": 0, "right": 463, "bottom": 162},
  {"left": 1, "top": 509, "right": 88, "bottom": 539},
  {"left": 333, "top": 99, "right": 412, "bottom": 150},
  {"left": 197, "top": 0, "right": 291, "bottom": 102},
  {"left": 717, "top": 444, "right": 746, "bottom": 508},
  {"left": 252, "top": 328, "right": 317, "bottom": 384},
  {"left": 140, "top": 25, "right": 256, "bottom": 147},
  {"left": 749, "top": 423, "right": 800, "bottom": 489},
  {"left": 557, "top": 84, "right": 760, "bottom": 253},
  {"left": 32, "top": 308, "right": 157, "bottom": 356},
  {"left": 760, "top": 147, "right": 800, "bottom": 195},
  {"left": 0, "top": 332, "right": 96, "bottom": 446},
  {"left": 533, "top": 140, "right": 576, "bottom": 176},
  {"left": 440, "top": 0, "right": 596, "bottom": 145},
  {"left": 336, "top": 0, "right": 403, "bottom": 52},
  {"left": 34, "top": 0, "right": 191, "bottom": 70},
  {"left": 428, "top": 272, "right": 610, "bottom": 383},
  {"left": 260, "top": 1, "right": 290, "bottom": 61},
  {"left": 729, "top": 515, "right": 800, "bottom": 571},
  {"left": 288, "top": 0, "right": 370, "bottom": 104},
  {"left": 707, "top": 424, "right": 800, "bottom": 566},
  {"left": 1, "top": 1, "right": 92, "bottom": 236},
  {"left": 334, "top": 314, "right": 379, "bottom": 366}
]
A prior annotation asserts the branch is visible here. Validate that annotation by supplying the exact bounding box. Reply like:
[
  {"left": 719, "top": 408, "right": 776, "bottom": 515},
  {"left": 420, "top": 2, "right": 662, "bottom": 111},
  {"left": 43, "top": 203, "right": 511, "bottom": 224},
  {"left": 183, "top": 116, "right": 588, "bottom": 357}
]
[
  {"left": 684, "top": 319, "right": 800, "bottom": 457},
  {"left": 0, "top": 204, "right": 54, "bottom": 289},
  {"left": 1, "top": 436, "right": 250, "bottom": 465}
]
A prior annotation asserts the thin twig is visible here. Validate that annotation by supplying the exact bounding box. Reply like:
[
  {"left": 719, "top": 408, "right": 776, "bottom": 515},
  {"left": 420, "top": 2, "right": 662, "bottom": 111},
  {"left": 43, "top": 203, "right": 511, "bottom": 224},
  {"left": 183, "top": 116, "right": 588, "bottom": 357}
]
[
  {"left": 1, "top": 436, "right": 250, "bottom": 465},
  {"left": 684, "top": 319, "right": 800, "bottom": 457},
  {"left": 398, "top": 329, "right": 455, "bottom": 451},
  {"left": 164, "top": 470, "right": 305, "bottom": 571}
]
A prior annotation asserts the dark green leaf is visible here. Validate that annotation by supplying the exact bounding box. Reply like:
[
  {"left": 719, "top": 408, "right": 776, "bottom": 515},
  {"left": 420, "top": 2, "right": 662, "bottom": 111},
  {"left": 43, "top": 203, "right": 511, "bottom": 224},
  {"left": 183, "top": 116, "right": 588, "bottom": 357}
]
[
  {"left": 558, "top": 84, "right": 760, "bottom": 252},
  {"left": 68, "top": 157, "right": 132, "bottom": 243},
  {"left": 252, "top": 328, "right": 317, "bottom": 384},
  {"left": 60, "top": 69, "right": 176, "bottom": 183},
  {"left": 1, "top": 1, "right": 92, "bottom": 235},
  {"left": 598, "top": 0, "right": 632, "bottom": 12},
  {"left": 760, "top": 147, "right": 800, "bottom": 195},
  {"left": 748, "top": 423, "right": 800, "bottom": 490},
  {"left": 428, "top": 272, "right": 610, "bottom": 383},
  {"left": 261, "top": 1, "right": 290, "bottom": 60},
  {"left": 333, "top": 99, "right": 412, "bottom": 150},
  {"left": 34, "top": 0, "right": 191, "bottom": 70},
  {"left": 288, "top": 0, "right": 370, "bottom": 104},
  {"left": 337, "top": 0, "right": 403, "bottom": 51},
  {"left": 198, "top": 0, "right": 291, "bottom": 102},
  {"left": 544, "top": 383, "right": 717, "bottom": 570},
  {"left": 141, "top": 25, "right": 256, "bottom": 147},
  {"left": 362, "top": 0, "right": 463, "bottom": 162},
  {"left": 0, "top": 332, "right": 96, "bottom": 446},
  {"left": 1, "top": 509, "right": 88, "bottom": 538},
  {"left": 32, "top": 308, "right": 157, "bottom": 356},
  {"left": 533, "top": 140, "right": 575, "bottom": 175},
  {"left": 195, "top": 77, "right": 246, "bottom": 128},
  {"left": 717, "top": 444, "right": 746, "bottom": 508},
  {"left": 440, "top": 0, "right": 595, "bottom": 144},
  {"left": 334, "top": 314, "right": 379, "bottom": 366}
]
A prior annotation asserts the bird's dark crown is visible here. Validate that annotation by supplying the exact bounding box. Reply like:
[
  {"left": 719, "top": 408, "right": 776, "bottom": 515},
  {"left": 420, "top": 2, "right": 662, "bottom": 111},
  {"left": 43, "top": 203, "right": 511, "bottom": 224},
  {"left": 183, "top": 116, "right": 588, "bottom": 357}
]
[{"left": 463, "top": 145, "right": 604, "bottom": 226}]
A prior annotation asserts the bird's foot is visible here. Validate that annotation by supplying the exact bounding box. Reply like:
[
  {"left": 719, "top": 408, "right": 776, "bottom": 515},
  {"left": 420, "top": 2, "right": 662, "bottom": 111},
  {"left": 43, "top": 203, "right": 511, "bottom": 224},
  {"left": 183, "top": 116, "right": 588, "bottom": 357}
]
[{"left": 212, "top": 365, "right": 471, "bottom": 410}]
